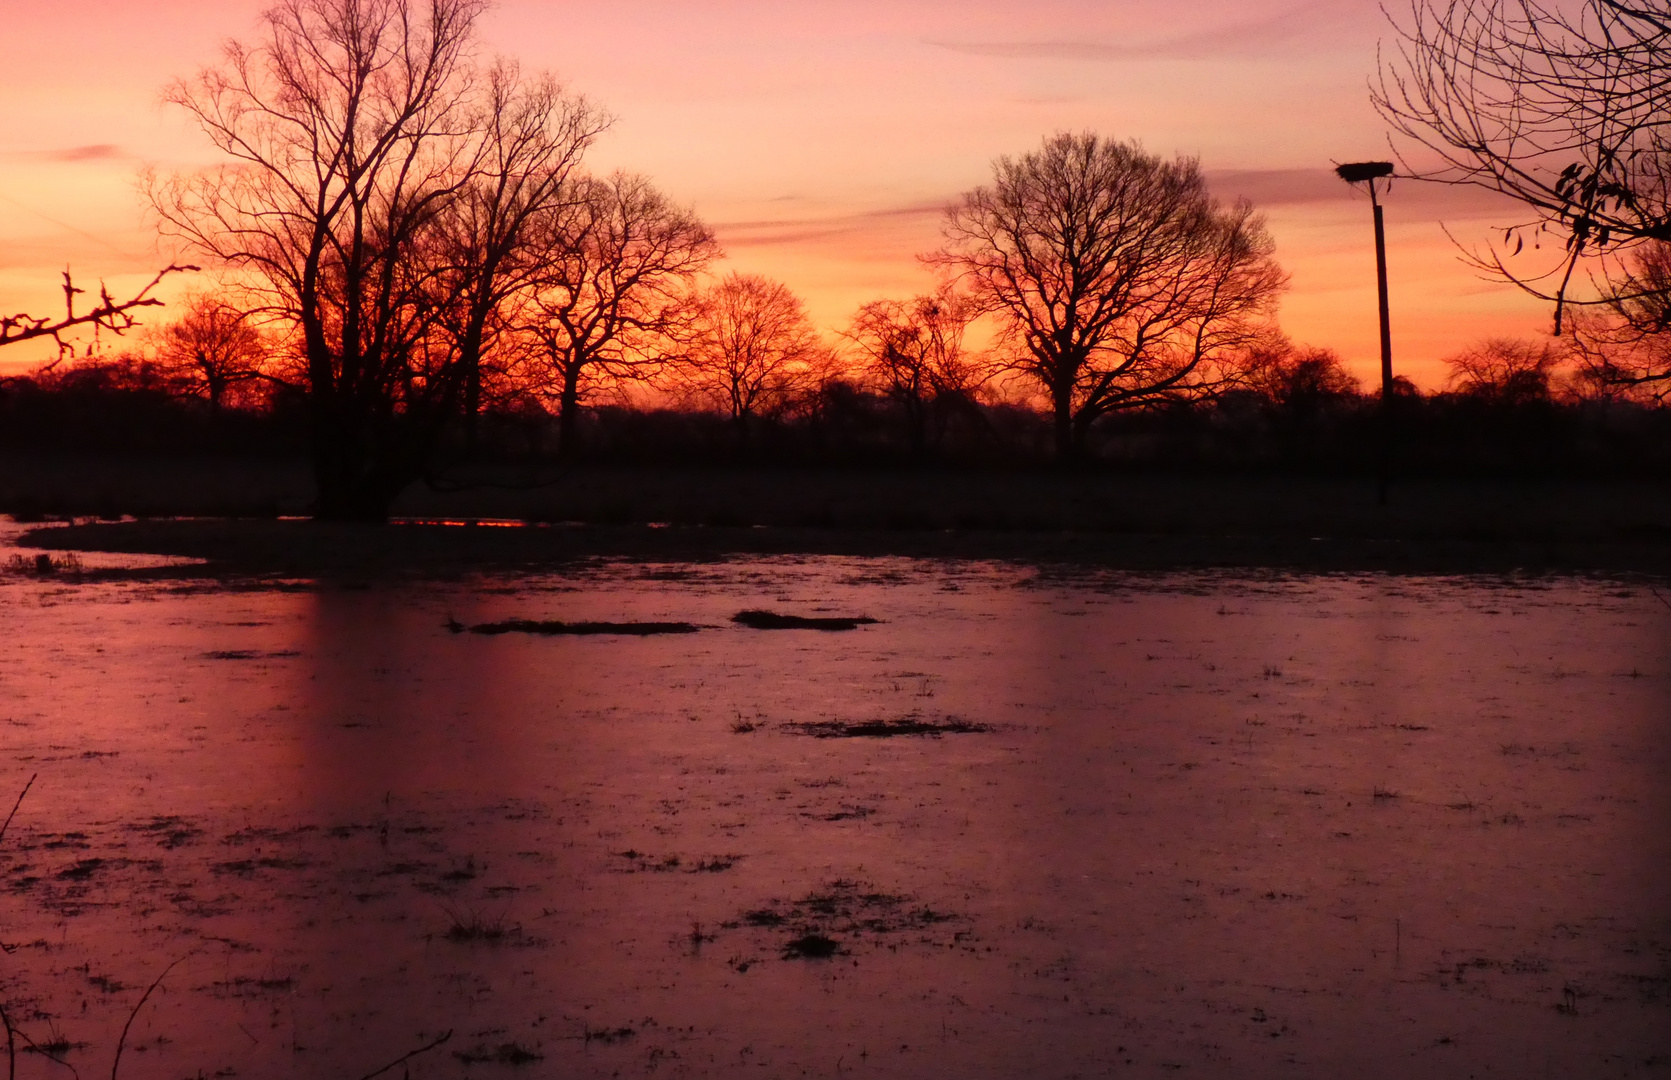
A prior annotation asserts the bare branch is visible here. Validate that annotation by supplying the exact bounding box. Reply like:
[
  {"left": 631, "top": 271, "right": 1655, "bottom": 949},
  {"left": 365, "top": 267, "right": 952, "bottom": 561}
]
[
  {"left": 1375, "top": 0, "right": 1671, "bottom": 322},
  {"left": 0, "top": 266, "right": 197, "bottom": 361}
]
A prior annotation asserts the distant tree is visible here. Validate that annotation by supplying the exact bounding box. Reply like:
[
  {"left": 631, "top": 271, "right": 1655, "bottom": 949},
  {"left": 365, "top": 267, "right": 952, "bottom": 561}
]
[
  {"left": 934, "top": 133, "right": 1286, "bottom": 459},
  {"left": 1442, "top": 337, "right": 1566, "bottom": 405},
  {"left": 151, "top": 0, "right": 607, "bottom": 519},
  {"left": 34, "top": 351, "right": 174, "bottom": 396},
  {"left": 521, "top": 171, "right": 719, "bottom": 457},
  {"left": 1242, "top": 341, "right": 1362, "bottom": 412},
  {"left": 676, "top": 273, "right": 827, "bottom": 439},
  {"left": 1564, "top": 239, "right": 1671, "bottom": 400},
  {"left": 1, "top": 266, "right": 194, "bottom": 361},
  {"left": 1375, "top": 0, "right": 1671, "bottom": 330},
  {"left": 845, "top": 288, "right": 984, "bottom": 455},
  {"left": 152, "top": 295, "right": 270, "bottom": 409}
]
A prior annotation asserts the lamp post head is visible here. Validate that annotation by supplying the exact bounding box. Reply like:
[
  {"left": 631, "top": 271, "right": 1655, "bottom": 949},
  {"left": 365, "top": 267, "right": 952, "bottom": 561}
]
[{"left": 1335, "top": 161, "right": 1395, "bottom": 184}]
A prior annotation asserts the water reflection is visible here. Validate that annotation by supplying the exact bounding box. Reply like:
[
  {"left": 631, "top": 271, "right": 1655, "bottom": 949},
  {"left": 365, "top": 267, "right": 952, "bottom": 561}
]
[{"left": 0, "top": 558, "right": 1666, "bottom": 1077}]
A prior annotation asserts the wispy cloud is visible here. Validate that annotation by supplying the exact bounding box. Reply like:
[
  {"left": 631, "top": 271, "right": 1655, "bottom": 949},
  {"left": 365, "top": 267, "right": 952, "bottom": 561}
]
[
  {"left": 1206, "top": 167, "right": 1529, "bottom": 219},
  {"left": 1207, "top": 168, "right": 1355, "bottom": 206},
  {"left": 929, "top": 2, "right": 1350, "bottom": 63},
  {"left": 3, "top": 144, "right": 129, "bottom": 163},
  {"left": 715, "top": 202, "right": 946, "bottom": 248}
]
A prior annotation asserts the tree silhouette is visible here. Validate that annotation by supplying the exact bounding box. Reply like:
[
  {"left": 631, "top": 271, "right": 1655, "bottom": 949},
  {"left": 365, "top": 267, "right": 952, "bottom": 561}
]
[
  {"left": 1557, "top": 239, "right": 1671, "bottom": 398},
  {"left": 934, "top": 133, "right": 1286, "bottom": 459},
  {"left": 845, "top": 289, "right": 984, "bottom": 455},
  {"left": 151, "top": 0, "right": 606, "bottom": 519},
  {"left": 1242, "top": 341, "right": 1362, "bottom": 413},
  {"left": 675, "top": 273, "right": 827, "bottom": 441},
  {"left": 1442, "top": 337, "right": 1567, "bottom": 406},
  {"left": 427, "top": 61, "right": 608, "bottom": 449},
  {"left": 152, "top": 295, "right": 270, "bottom": 409},
  {"left": 521, "top": 172, "right": 719, "bottom": 458},
  {"left": 1376, "top": 0, "right": 1671, "bottom": 330}
]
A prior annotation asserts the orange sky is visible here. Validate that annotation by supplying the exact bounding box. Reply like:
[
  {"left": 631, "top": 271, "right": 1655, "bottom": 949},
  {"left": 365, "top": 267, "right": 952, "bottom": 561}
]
[{"left": 0, "top": 0, "right": 1558, "bottom": 387}]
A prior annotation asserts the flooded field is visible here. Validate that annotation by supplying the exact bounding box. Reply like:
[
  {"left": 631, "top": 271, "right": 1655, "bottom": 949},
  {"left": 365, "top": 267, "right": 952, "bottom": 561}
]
[{"left": 1, "top": 525, "right": 1668, "bottom": 1078}]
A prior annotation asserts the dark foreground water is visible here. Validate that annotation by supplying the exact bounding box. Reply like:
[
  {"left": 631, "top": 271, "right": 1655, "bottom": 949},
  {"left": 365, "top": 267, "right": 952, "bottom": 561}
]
[{"left": 1, "top": 527, "right": 1668, "bottom": 1078}]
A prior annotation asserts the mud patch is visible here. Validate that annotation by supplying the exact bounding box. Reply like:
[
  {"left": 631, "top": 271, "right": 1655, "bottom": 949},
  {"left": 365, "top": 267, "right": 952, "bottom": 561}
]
[
  {"left": 782, "top": 714, "right": 990, "bottom": 738},
  {"left": 725, "top": 879, "right": 967, "bottom": 961},
  {"left": 731, "top": 609, "right": 879, "bottom": 631},
  {"left": 456, "top": 1040, "right": 544, "bottom": 1065},
  {"left": 451, "top": 617, "right": 699, "bottom": 636}
]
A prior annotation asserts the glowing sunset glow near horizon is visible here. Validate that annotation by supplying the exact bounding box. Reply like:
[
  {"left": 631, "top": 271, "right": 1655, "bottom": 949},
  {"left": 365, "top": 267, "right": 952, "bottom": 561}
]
[{"left": 1, "top": 0, "right": 1555, "bottom": 387}]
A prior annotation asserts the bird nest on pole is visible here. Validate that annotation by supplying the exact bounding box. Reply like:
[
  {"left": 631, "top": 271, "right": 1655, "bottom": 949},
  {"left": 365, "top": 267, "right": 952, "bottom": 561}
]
[{"left": 1335, "top": 161, "right": 1395, "bottom": 183}]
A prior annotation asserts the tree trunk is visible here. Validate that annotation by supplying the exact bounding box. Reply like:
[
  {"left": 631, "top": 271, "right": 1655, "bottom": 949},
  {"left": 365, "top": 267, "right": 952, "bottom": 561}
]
[
  {"left": 556, "top": 361, "right": 582, "bottom": 460},
  {"left": 905, "top": 395, "right": 928, "bottom": 459},
  {"left": 309, "top": 400, "right": 407, "bottom": 521},
  {"left": 1052, "top": 387, "right": 1077, "bottom": 461},
  {"left": 463, "top": 356, "right": 481, "bottom": 452}
]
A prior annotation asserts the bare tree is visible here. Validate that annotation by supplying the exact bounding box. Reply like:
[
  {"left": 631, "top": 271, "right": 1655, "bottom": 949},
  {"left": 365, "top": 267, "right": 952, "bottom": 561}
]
[
  {"left": 845, "top": 288, "right": 984, "bottom": 454},
  {"left": 428, "top": 62, "right": 610, "bottom": 447},
  {"left": 521, "top": 171, "right": 719, "bottom": 457},
  {"left": 676, "top": 272, "right": 827, "bottom": 440},
  {"left": 151, "top": 294, "right": 271, "bottom": 409},
  {"left": 1, "top": 266, "right": 195, "bottom": 361},
  {"left": 1242, "top": 340, "right": 1362, "bottom": 412},
  {"left": 933, "top": 133, "right": 1286, "bottom": 459},
  {"left": 150, "top": 0, "right": 605, "bottom": 519},
  {"left": 1561, "top": 239, "right": 1671, "bottom": 398},
  {"left": 1441, "top": 336, "right": 1568, "bottom": 404},
  {"left": 1375, "top": 0, "right": 1671, "bottom": 330}
]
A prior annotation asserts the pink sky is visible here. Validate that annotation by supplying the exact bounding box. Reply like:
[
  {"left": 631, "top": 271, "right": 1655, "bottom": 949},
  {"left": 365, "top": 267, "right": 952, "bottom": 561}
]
[{"left": 1, "top": 0, "right": 1556, "bottom": 386}]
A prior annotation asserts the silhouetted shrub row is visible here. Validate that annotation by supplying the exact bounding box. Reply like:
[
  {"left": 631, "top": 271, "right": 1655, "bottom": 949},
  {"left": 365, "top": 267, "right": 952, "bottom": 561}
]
[{"left": 3, "top": 372, "right": 1668, "bottom": 477}]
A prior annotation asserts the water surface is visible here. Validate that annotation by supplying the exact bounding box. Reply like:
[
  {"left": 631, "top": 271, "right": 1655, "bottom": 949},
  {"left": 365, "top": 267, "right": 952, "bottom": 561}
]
[{"left": 1, "top": 533, "right": 1668, "bottom": 1078}]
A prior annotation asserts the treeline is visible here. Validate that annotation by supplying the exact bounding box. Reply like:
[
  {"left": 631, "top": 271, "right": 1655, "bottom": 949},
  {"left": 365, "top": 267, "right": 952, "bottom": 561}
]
[{"left": 4, "top": 331, "right": 1668, "bottom": 477}]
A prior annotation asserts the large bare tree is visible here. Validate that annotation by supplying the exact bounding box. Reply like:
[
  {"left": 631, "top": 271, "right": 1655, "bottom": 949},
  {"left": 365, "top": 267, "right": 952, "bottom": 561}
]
[
  {"left": 934, "top": 133, "right": 1286, "bottom": 459},
  {"left": 429, "top": 62, "right": 608, "bottom": 447},
  {"left": 521, "top": 171, "right": 719, "bottom": 457},
  {"left": 151, "top": 0, "right": 606, "bottom": 518},
  {"left": 1375, "top": 0, "right": 1671, "bottom": 332}
]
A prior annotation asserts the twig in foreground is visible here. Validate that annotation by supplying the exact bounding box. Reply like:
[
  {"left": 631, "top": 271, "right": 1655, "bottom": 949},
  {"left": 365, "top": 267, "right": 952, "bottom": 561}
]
[
  {"left": 0, "top": 773, "right": 36, "bottom": 846},
  {"left": 2, "top": 1002, "right": 16, "bottom": 1080},
  {"left": 111, "top": 954, "right": 191, "bottom": 1080},
  {"left": 356, "top": 1030, "right": 454, "bottom": 1080}
]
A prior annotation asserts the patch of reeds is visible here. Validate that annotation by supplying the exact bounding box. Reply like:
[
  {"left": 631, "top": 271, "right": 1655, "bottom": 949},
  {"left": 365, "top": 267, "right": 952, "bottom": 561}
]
[
  {"left": 441, "top": 906, "right": 514, "bottom": 943},
  {"left": 4, "top": 552, "right": 83, "bottom": 576}
]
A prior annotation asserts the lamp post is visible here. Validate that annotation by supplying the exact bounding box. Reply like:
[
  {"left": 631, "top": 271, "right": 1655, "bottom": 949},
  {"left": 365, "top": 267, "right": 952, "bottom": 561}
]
[{"left": 1335, "top": 160, "right": 1396, "bottom": 504}]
